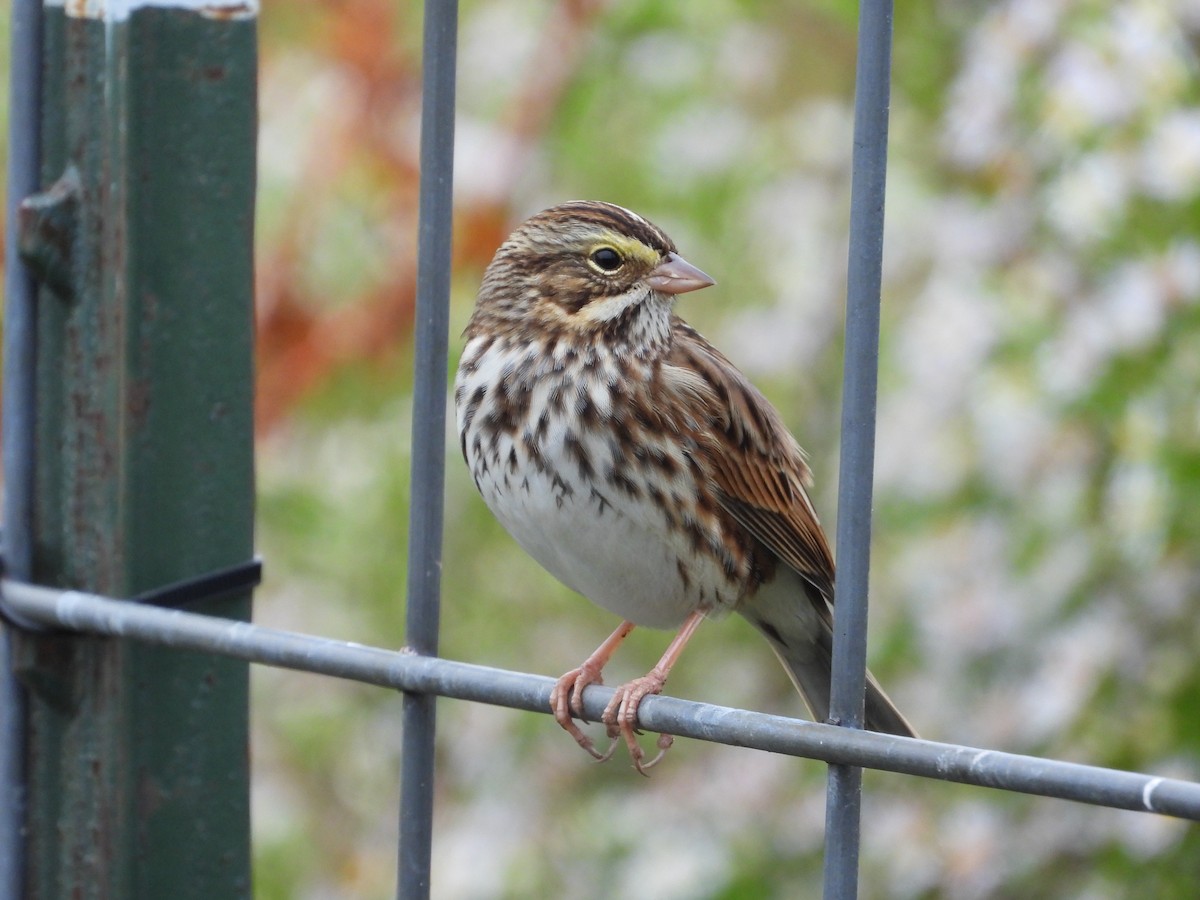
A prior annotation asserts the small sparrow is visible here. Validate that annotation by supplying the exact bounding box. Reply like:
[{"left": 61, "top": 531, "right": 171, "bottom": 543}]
[{"left": 455, "top": 201, "right": 914, "bottom": 772}]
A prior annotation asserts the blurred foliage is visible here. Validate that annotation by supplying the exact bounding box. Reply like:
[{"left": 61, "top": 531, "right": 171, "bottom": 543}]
[{"left": 2, "top": 0, "right": 1199, "bottom": 897}]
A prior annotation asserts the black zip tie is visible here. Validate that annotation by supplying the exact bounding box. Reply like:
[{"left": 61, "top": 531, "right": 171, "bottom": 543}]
[
  {"left": 133, "top": 556, "right": 263, "bottom": 609},
  {"left": 0, "top": 551, "right": 263, "bottom": 635}
]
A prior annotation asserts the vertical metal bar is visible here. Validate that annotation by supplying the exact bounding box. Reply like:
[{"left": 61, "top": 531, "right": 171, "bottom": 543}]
[
  {"left": 2, "top": 1, "right": 45, "bottom": 895},
  {"left": 15, "top": 4, "right": 258, "bottom": 896},
  {"left": 398, "top": 2, "right": 457, "bottom": 898},
  {"left": 823, "top": 1, "right": 894, "bottom": 899}
]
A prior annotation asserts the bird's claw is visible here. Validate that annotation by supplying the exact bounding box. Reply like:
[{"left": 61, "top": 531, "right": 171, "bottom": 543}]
[
  {"left": 550, "top": 666, "right": 676, "bottom": 773},
  {"left": 601, "top": 672, "right": 675, "bottom": 775},
  {"left": 550, "top": 665, "right": 610, "bottom": 760}
]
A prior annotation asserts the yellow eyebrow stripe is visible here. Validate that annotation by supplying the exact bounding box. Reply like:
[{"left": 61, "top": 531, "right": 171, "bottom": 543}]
[{"left": 588, "top": 232, "right": 660, "bottom": 268}]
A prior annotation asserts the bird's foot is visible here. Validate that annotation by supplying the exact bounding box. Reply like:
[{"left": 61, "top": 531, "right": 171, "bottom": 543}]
[
  {"left": 601, "top": 670, "right": 674, "bottom": 775},
  {"left": 549, "top": 662, "right": 611, "bottom": 761}
]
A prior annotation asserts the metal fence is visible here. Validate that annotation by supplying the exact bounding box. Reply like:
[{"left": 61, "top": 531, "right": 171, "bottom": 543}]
[{"left": 4, "top": 2, "right": 1200, "bottom": 899}]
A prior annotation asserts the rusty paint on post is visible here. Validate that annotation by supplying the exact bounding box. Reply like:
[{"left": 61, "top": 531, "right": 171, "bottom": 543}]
[{"left": 15, "top": 4, "right": 257, "bottom": 897}]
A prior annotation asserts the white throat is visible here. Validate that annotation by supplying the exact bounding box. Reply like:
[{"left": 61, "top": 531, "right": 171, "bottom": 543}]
[{"left": 577, "top": 286, "right": 674, "bottom": 354}]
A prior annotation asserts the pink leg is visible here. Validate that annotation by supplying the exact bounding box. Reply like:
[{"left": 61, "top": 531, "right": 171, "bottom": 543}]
[
  {"left": 549, "top": 620, "right": 636, "bottom": 760},
  {"left": 602, "top": 610, "right": 705, "bottom": 775}
]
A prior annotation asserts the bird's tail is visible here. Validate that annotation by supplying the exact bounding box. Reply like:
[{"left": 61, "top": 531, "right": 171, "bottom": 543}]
[{"left": 738, "top": 585, "right": 916, "bottom": 739}]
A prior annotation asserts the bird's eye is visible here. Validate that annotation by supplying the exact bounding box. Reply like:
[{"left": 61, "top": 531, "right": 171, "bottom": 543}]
[{"left": 589, "top": 247, "right": 623, "bottom": 273}]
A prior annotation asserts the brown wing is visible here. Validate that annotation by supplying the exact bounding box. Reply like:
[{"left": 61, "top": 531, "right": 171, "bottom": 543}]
[{"left": 661, "top": 319, "right": 836, "bottom": 607}]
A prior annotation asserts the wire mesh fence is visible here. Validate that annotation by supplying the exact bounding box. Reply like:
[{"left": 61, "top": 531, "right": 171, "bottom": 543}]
[{"left": 4, "top": 2, "right": 1200, "bottom": 899}]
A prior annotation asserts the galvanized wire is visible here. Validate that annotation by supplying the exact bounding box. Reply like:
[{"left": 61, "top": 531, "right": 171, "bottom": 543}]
[
  {"left": 5, "top": 580, "right": 1200, "bottom": 823},
  {"left": 825, "top": 1, "right": 896, "bottom": 898},
  {"left": 399, "top": 2, "right": 458, "bottom": 898}
]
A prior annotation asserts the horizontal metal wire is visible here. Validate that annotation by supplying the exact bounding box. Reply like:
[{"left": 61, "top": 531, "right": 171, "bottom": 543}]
[{"left": 4, "top": 578, "right": 1199, "bottom": 821}]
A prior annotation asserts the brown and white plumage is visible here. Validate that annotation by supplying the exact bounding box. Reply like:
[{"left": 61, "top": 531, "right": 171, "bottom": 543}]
[{"left": 455, "top": 201, "right": 914, "bottom": 770}]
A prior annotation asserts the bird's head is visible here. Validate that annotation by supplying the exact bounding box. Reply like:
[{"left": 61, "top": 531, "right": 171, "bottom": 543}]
[{"left": 468, "top": 201, "right": 714, "bottom": 349}]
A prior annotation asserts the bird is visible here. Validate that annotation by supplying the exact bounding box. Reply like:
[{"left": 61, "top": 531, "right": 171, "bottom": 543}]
[{"left": 454, "top": 200, "right": 914, "bottom": 773}]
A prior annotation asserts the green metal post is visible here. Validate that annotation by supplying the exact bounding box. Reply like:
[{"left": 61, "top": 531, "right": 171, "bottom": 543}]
[{"left": 13, "top": 2, "right": 258, "bottom": 896}]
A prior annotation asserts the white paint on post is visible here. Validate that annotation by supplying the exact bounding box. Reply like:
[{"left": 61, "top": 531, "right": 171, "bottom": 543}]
[{"left": 46, "top": 0, "right": 258, "bottom": 20}]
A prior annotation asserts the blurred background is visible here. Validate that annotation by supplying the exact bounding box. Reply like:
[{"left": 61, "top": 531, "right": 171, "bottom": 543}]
[{"left": 6, "top": 0, "right": 1200, "bottom": 896}]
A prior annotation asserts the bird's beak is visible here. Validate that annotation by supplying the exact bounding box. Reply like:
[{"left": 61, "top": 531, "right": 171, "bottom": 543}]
[{"left": 647, "top": 252, "right": 715, "bottom": 295}]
